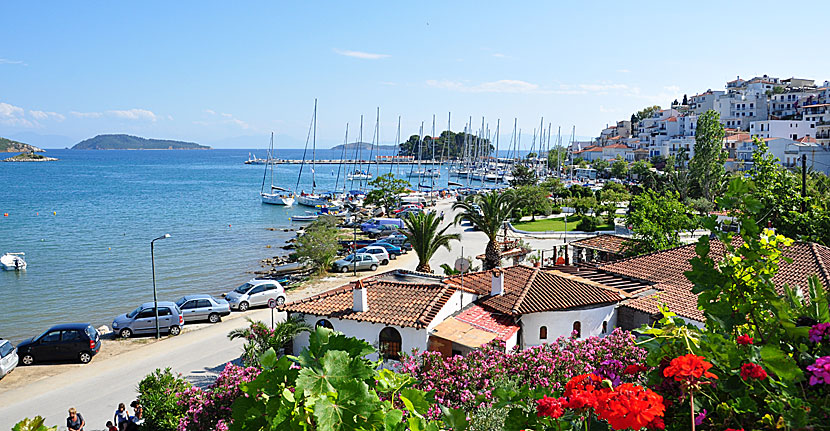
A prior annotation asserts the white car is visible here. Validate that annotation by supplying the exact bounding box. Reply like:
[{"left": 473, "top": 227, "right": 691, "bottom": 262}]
[
  {"left": 356, "top": 245, "right": 391, "bottom": 265},
  {"left": 224, "top": 279, "right": 286, "bottom": 312},
  {"left": 0, "top": 338, "right": 18, "bottom": 379}
]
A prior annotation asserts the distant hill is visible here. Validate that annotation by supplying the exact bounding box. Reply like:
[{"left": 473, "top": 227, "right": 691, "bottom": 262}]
[
  {"left": 72, "top": 134, "right": 211, "bottom": 150},
  {"left": 331, "top": 142, "right": 398, "bottom": 152},
  {"left": 0, "top": 137, "right": 44, "bottom": 153}
]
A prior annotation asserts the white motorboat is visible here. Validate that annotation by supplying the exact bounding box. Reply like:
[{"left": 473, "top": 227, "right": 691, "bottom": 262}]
[
  {"left": 408, "top": 169, "right": 441, "bottom": 178},
  {"left": 291, "top": 212, "right": 319, "bottom": 222},
  {"left": 346, "top": 170, "right": 372, "bottom": 181},
  {"left": 1, "top": 252, "right": 26, "bottom": 271}
]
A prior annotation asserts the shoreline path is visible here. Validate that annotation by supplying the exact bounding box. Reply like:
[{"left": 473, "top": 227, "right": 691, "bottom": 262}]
[{"left": 0, "top": 198, "right": 563, "bottom": 430}]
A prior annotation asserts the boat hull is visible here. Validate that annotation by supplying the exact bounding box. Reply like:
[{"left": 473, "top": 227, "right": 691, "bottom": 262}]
[
  {"left": 261, "top": 193, "right": 295, "bottom": 206},
  {"left": 1, "top": 254, "right": 26, "bottom": 271}
]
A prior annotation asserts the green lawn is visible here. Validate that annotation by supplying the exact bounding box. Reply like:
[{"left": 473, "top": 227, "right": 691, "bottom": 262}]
[{"left": 512, "top": 216, "right": 613, "bottom": 232}]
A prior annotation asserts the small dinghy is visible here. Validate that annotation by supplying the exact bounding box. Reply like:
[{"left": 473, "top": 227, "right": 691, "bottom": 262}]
[{"left": 1, "top": 252, "right": 26, "bottom": 271}]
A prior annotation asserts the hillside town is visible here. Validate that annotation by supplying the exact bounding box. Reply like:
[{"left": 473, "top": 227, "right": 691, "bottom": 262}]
[{"left": 575, "top": 75, "right": 830, "bottom": 173}]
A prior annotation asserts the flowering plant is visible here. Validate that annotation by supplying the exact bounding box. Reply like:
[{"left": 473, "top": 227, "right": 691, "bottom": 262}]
[{"left": 176, "top": 363, "right": 260, "bottom": 431}]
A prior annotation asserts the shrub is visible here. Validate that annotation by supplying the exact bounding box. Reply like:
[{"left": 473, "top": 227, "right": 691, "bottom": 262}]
[
  {"left": 227, "top": 316, "right": 311, "bottom": 367},
  {"left": 576, "top": 216, "right": 598, "bottom": 232},
  {"left": 550, "top": 206, "right": 562, "bottom": 215},
  {"left": 137, "top": 368, "right": 191, "bottom": 431},
  {"left": 177, "top": 363, "right": 260, "bottom": 431}
]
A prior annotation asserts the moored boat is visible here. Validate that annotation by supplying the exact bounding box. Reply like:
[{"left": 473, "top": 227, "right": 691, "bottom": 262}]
[{"left": 1, "top": 252, "right": 26, "bottom": 271}]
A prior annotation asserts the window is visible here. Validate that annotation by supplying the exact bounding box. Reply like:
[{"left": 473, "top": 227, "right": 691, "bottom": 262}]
[
  {"left": 159, "top": 307, "right": 172, "bottom": 317},
  {"left": 197, "top": 299, "right": 212, "bottom": 308},
  {"left": 316, "top": 319, "right": 333, "bottom": 329},
  {"left": 61, "top": 330, "right": 82, "bottom": 342},
  {"left": 572, "top": 321, "right": 582, "bottom": 338},
  {"left": 137, "top": 309, "right": 156, "bottom": 319},
  {"left": 602, "top": 321, "right": 608, "bottom": 334},
  {"left": 249, "top": 285, "right": 265, "bottom": 294},
  {"left": 379, "top": 327, "right": 402, "bottom": 360},
  {"left": 41, "top": 331, "right": 61, "bottom": 343},
  {"left": 182, "top": 301, "right": 197, "bottom": 310},
  {"left": 539, "top": 326, "right": 548, "bottom": 340},
  {"left": 0, "top": 342, "right": 13, "bottom": 358}
]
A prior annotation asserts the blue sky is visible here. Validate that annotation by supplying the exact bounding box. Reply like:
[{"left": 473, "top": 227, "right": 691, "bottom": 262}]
[{"left": 1, "top": 1, "right": 829, "bottom": 148}]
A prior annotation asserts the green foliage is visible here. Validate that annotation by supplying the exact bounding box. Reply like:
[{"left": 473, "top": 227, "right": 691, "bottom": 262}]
[
  {"left": 399, "top": 131, "right": 491, "bottom": 160},
  {"left": 12, "top": 417, "right": 56, "bottom": 431},
  {"left": 508, "top": 164, "right": 537, "bottom": 187},
  {"left": 230, "top": 326, "right": 454, "bottom": 431},
  {"left": 294, "top": 216, "right": 341, "bottom": 273},
  {"left": 539, "top": 177, "right": 566, "bottom": 198},
  {"left": 590, "top": 158, "right": 609, "bottom": 174},
  {"left": 72, "top": 134, "right": 209, "bottom": 150},
  {"left": 364, "top": 173, "right": 411, "bottom": 215},
  {"left": 137, "top": 368, "right": 192, "bottom": 431},
  {"left": 624, "top": 189, "right": 696, "bottom": 255},
  {"left": 510, "top": 185, "right": 551, "bottom": 221},
  {"left": 576, "top": 215, "right": 599, "bottom": 232},
  {"left": 453, "top": 191, "right": 518, "bottom": 270},
  {"left": 0, "top": 137, "right": 40, "bottom": 153},
  {"left": 629, "top": 160, "right": 652, "bottom": 178},
  {"left": 690, "top": 110, "right": 727, "bottom": 202},
  {"left": 610, "top": 159, "right": 629, "bottom": 179},
  {"left": 401, "top": 211, "right": 459, "bottom": 273},
  {"left": 633, "top": 105, "right": 661, "bottom": 122},
  {"left": 546, "top": 147, "right": 568, "bottom": 170},
  {"left": 228, "top": 316, "right": 312, "bottom": 367}
]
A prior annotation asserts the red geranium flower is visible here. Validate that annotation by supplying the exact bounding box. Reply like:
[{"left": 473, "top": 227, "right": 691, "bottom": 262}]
[
  {"left": 563, "top": 374, "right": 605, "bottom": 410},
  {"left": 663, "top": 354, "right": 718, "bottom": 382},
  {"left": 737, "top": 334, "right": 754, "bottom": 345},
  {"left": 646, "top": 417, "right": 665, "bottom": 430},
  {"left": 624, "top": 364, "right": 649, "bottom": 375},
  {"left": 740, "top": 363, "right": 768, "bottom": 381},
  {"left": 594, "top": 383, "right": 665, "bottom": 431},
  {"left": 535, "top": 396, "right": 565, "bottom": 418}
]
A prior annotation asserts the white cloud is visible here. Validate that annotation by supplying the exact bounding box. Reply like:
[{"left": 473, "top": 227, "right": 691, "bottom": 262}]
[
  {"left": 204, "top": 109, "right": 216, "bottom": 115},
  {"left": 0, "top": 58, "right": 26, "bottom": 65},
  {"left": 109, "top": 108, "right": 157, "bottom": 121},
  {"left": 0, "top": 102, "right": 24, "bottom": 118},
  {"left": 29, "top": 110, "right": 65, "bottom": 121},
  {"left": 201, "top": 109, "right": 249, "bottom": 129},
  {"left": 70, "top": 111, "right": 103, "bottom": 118},
  {"left": 576, "top": 83, "right": 630, "bottom": 92},
  {"left": 334, "top": 49, "right": 390, "bottom": 60},
  {"left": 0, "top": 101, "right": 34, "bottom": 127},
  {"left": 617, "top": 69, "right": 630, "bottom": 73},
  {"left": 492, "top": 53, "right": 508, "bottom": 58}
]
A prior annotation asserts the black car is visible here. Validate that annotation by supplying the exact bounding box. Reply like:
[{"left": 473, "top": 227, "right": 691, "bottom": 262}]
[{"left": 17, "top": 323, "right": 101, "bottom": 365}]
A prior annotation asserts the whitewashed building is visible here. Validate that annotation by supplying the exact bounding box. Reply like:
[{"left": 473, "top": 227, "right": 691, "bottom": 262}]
[{"left": 749, "top": 120, "right": 816, "bottom": 140}]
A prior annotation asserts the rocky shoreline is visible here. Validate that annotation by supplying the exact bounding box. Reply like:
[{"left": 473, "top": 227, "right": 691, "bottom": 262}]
[{"left": 2, "top": 152, "right": 59, "bottom": 162}]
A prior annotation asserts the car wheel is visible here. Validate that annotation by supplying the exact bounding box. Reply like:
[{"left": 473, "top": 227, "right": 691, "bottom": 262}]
[
  {"left": 340, "top": 266, "right": 349, "bottom": 273},
  {"left": 21, "top": 354, "right": 34, "bottom": 366},
  {"left": 208, "top": 313, "right": 220, "bottom": 323},
  {"left": 238, "top": 301, "right": 250, "bottom": 312},
  {"left": 119, "top": 328, "right": 133, "bottom": 339},
  {"left": 78, "top": 351, "right": 92, "bottom": 364},
  {"left": 382, "top": 259, "right": 389, "bottom": 265},
  {"left": 369, "top": 264, "right": 378, "bottom": 271},
  {"left": 169, "top": 326, "right": 181, "bottom": 336},
  {"left": 276, "top": 296, "right": 286, "bottom": 306},
  {"left": 391, "top": 255, "right": 397, "bottom": 260}
]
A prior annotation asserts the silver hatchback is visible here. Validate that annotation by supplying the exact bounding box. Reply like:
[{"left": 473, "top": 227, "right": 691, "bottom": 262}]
[
  {"left": 175, "top": 295, "right": 231, "bottom": 324},
  {"left": 0, "top": 339, "right": 17, "bottom": 379},
  {"left": 332, "top": 253, "right": 379, "bottom": 273},
  {"left": 112, "top": 301, "right": 184, "bottom": 339},
  {"left": 224, "top": 279, "right": 286, "bottom": 312}
]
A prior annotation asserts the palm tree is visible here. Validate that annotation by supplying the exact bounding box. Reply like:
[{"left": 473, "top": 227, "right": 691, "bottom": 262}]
[
  {"left": 453, "top": 191, "right": 518, "bottom": 270},
  {"left": 228, "top": 315, "right": 312, "bottom": 366},
  {"left": 402, "top": 211, "right": 460, "bottom": 273}
]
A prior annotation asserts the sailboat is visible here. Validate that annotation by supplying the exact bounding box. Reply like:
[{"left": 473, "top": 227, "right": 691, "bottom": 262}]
[
  {"left": 260, "top": 133, "right": 295, "bottom": 206},
  {"left": 346, "top": 170, "right": 372, "bottom": 181},
  {"left": 296, "top": 100, "right": 342, "bottom": 209}
]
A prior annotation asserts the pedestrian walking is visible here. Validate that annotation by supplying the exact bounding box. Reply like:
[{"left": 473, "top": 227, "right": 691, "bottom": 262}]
[
  {"left": 114, "top": 403, "right": 130, "bottom": 427},
  {"left": 66, "top": 407, "right": 85, "bottom": 431}
]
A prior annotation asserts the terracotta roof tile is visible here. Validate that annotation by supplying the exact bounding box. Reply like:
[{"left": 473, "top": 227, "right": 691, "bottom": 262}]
[
  {"left": 454, "top": 304, "right": 520, "bottom": 340},
  {"left": 570, "top": 234, "right": 630, "bottom": 254},
  {"left": 282, "top": 278, "right": 455, "bottom": 329}
]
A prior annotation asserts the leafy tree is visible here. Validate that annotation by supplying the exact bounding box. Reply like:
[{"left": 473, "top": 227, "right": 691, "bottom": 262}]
[
  {"left": 569, "top": 196, "right": 597, "bottom": 217},
  {"left": 508, "top": 164, "right": 537, "bottom": 187},
  {"left": 610, "top": 159, "right": 629, "bottom": 179},
  {"left": 623, "top": 189, "right": 696, "bottom": 255},
  {"left": 228, "top": 316, "right": 312, "bottom": 367},
  {"left": 591, "top": 159, "right": 609, "bottom": 176},
  {"left": 453, "top": 191, "right": 518, "bottom": 270},
  {"left": 540, "top": 177, "right": 567, "bottom": 198},
  {"left": 294, "top": 216, "right": 341, "bottom": 274},
  {"left": 690, "top": 110, "right": 727, "bottom": 202},
  {"left": 402, "top": 211, "right": 460, "bottom": 273},
  {"left": 546, "top": 147, "right": 568, "bottom": 171},
  {"left": 510, "top": 185, "right": 552, "bottom": 221},
  {"left": 364, "top": 173, "right": 410, "bottom": 215},
  {"left": 399, "top": 130, "right": 492, "bottom": 160},
  {"left": 682, "top": 94, "right": 688, "bottom": 105},
  {"left": 138, "top": 368, "right": 192, "bottom": 431},
  {"left": 601, "top": 180, "right": 628, "bottom": 196},
  {"left": 633, "top": 105, "right": 661, "bottom": 122},
  {"left": 664, "top": 152, "right": 693, "bottom": 200},
  {"left": 526, "top": 152, "right": 537, "bottom": 159},
  {"left": 630, "top": 160, "right": 652, "bottom": 178}
]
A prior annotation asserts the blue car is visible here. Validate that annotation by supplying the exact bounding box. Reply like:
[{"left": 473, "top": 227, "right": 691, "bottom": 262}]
[{"left": 371, "top": 241, "right": 404, "bottom": 256}]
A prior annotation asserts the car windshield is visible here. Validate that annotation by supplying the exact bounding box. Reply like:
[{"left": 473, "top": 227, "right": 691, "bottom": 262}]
[
  {"left": 234, "top": 283, "right": 254, "bottom": 294},
  {"left": 175, "top": 298, "right": 187, "bottom": 308},
  {"left": 126, "top": 306, "right": 143, "bottom": 318},
  {"left": 343, "top": 254, "right": 355, "bottom": 262}
]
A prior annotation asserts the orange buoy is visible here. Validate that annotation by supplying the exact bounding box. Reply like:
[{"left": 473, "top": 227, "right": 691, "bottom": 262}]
[{"left": 3, "top": 213, "right": 7, "bottom": 217}]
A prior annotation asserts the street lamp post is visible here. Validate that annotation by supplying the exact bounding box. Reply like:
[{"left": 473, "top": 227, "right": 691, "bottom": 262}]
[{"left": 151, "top": 233, "right": 171, "bottom": 339}]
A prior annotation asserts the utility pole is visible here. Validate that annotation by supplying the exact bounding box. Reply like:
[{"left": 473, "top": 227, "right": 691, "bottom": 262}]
[{"left": 802, "top": 153, "right": 807, "bottom": 213}]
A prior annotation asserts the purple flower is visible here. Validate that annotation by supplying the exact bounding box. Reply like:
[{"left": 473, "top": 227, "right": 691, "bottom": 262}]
[
  {"left": 808, "top": 356, "right": 830, "bottom": 385},
  {"left": 694, "top": 409, "right": 707, "bottom": 426},
  {"left": 810, "top": 323, "right": 830, "bottom": 343}
]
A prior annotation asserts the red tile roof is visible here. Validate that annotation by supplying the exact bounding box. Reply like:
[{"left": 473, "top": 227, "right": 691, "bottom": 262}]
[
  {"left": 570, "top": 234, "right": 630, "bottom": 255},
  {"left": 597, "top": 240, "right": 830, "bottom": 322},
  {"left": 454, "top": 304, "right": 520, "bottom": 340},
  {"left": 604, "top": 143, "right": 629, "bottom": 149},
  {"left": 445, "top": 265, "right": 625, "bottom": 315},
  {"left": 282, "top": 278, "right": 456, "bottom": 329},
  {"left": 799, "top": 136, "right": 818, "bottom": 144}
]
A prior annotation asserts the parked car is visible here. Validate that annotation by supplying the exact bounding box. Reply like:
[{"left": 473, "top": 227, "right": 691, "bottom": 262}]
[
  {"left": 365, "top": 224, "right": 400, "bottom": 238},
  {"left": 360, "top": 217, "right": 405, "bottom": 233},
  {"left": 0, "top": 338, "right": 17, "bottom": 378},
  {"left": 175, "top": 295, "right": 231, "bottom": 324},
  {"left": 392, "top": 204, "right": 423, "bottom": 214},
  {"left": 397, "top": 208, "right": 424, "bottom": 219},
  {"left": 16, "top": 323, "right": 101, "bottom": 365},
  {"left": 332, "top": 253, "right": 379, "bottom": 273},
  {"left": 356, "top": 245, "right": 391, "bottom": 265},
  {"left": 224, "top": 279, "right": 286, "bottom": 312},
  {"left": 112, "top": 302, "right": 184, "bottom": 338},
  {"left": 370, "top": 241, "right": 403, "bottom": 257},
  {"left": 379, "top": 234, "right": 412, "bottom": 251}
]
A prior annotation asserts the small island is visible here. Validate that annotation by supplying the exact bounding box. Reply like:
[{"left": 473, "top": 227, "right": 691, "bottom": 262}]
[
  {"left": 72, "top": 134, "right": 211, "bottom": 150},
  {"left": 0, "top": 137, "right": 44, "bottom": 153},
  {"left": 2, "top": 152, "right": 59, "bottom": 162}
]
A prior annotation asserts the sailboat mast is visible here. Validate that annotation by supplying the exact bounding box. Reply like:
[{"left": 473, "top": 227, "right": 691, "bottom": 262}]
[
  {"left": 391, "top": 116, "right": 400, "bottom": 174},
  {"left": 311, "top": 99, "right": 317, "bottom": 192},
  {"left": 335, "top": 123, "right": 348, "bottom": 192},
  {"left": 374, "top": 107, "right": 380, "bottom": 178},
  {"left": 261, "top": 132, "right": 272, "bottom": 195},
  {"left": 495, "top": 119, "right": 500, "bottom": 184}
]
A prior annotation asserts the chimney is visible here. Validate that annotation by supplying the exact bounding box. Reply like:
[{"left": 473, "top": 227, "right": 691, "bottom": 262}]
[
  {"left": 353, "top": 279, "right": 368, "bottom": 312},
  {"left": 491, "top": 268, "right": 505, "bottom": 296}
]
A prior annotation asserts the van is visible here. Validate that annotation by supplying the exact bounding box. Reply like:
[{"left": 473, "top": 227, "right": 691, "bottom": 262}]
[{"left": 360, "top": 217, "right": 405, "bottom": 232}]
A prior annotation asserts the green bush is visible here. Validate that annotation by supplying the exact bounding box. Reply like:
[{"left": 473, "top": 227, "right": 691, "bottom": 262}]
[
  {"left": 576, "top": 216, "right": 598, "bottom": 232},
  {"left": 550, "top": 206, "right": 562, "bottom": 215},
  {"left": 137, "top": 368, "right": 191, "bottom": 431}
]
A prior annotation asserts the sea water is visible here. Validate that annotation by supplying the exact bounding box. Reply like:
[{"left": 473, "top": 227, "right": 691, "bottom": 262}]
[{"left": 0, "top": 147, "right": 445, "bottom": 343}]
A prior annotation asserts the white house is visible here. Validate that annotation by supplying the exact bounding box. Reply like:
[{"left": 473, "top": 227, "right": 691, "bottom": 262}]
[{"left": 749, "top": 119, "right": 816, "bottom": 140}]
